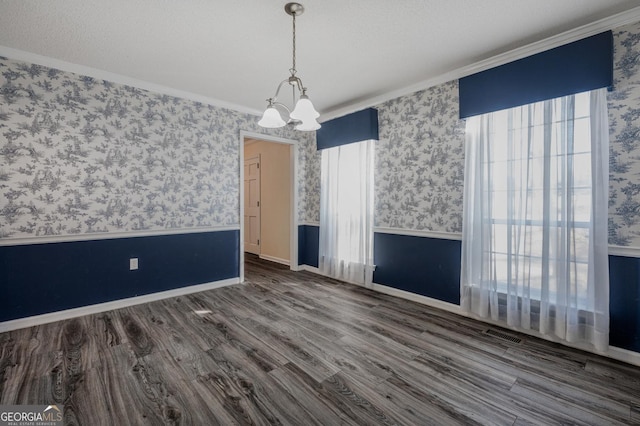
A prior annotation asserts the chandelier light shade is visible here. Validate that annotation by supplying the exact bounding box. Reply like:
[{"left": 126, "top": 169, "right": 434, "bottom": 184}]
[
  {"left": 294, "top": 118, "right": 321, "bottom": 132},
  {"left": 258, "top": 104, "right": 287, "bottom": 128},
  {"left": 258, "top": 3, "right": 321, "bottom": 131},
  {"left": 290, "top": 92, "right": 320, "bottom": 121}
]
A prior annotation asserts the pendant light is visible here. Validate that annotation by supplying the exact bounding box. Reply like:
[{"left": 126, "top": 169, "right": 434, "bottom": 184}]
[{"left": 258, "top": 3, "right": 321, "bottom": 131}]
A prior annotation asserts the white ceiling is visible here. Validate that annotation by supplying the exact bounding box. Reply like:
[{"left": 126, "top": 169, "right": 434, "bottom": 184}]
[{"left": 1, "top": 1, "right": 639, "bottom": 121}]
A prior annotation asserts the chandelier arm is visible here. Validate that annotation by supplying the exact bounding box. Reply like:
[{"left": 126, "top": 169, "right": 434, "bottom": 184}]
[
  {"left": 289, "top": 76, "right": 304, "bottom": 92},
  {"left": 270, "top": 76, "right": 305, "bottom": 103},
  {"left": 271, "top": 101, "right": 303, "bottom": 126},
  {"left": 271, "top": 101, "right": 292, "bottom": 115},
  {"left": 270, "top": 78, "right": 293, "bottom": 103}
]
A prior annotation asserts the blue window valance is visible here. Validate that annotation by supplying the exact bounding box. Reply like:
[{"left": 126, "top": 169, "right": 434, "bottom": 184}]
[
  {"left": 316, "top": 108, "right": 379, "bottom": 150},
  {"left": 459, "top": 31, "right": 613, "bottom": 119}
]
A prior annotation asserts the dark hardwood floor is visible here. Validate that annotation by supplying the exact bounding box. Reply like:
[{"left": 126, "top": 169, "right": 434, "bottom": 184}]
[{"left": 2, "top": 254, "right": 640, "bottom": 425}]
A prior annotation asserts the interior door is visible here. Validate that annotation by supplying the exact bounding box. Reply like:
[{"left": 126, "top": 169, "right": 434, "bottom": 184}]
[{"left": 244, "top": 155, "right": 261, "bottom": 254}]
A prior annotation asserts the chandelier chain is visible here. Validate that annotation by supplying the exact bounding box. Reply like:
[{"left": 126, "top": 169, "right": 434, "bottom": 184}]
[{"left": 291, "top": 12, "right": 296, "bottom": 75}]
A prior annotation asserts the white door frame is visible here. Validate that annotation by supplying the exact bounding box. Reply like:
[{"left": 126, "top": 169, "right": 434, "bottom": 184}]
[{"left": 239, "top": 130, "right": 300, "bottom": 282}]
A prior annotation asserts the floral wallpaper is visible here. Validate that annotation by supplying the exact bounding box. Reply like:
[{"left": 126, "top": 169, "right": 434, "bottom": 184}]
[
  {"left": 374, "top": 81, "right": 466, "bottom": 233},
  {"left": 608, "top": 21, "right": 640, "bottom": 247},
  {"left": 293, "top": 125, "right": 317, "bottom": 225},
  {"left": 0, "top": 56, "right": 313, "bottom": 239},
  {"left": 3, "top": 20, "right": 639, "bottom": 246},
  {"left": 301, "top": 135, "right": 321, "bottom": 224}
]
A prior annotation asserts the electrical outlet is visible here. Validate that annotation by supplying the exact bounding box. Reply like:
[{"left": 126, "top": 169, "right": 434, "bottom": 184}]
[{"left": 129, "top": 258, "right": 139, "bottom": 270}]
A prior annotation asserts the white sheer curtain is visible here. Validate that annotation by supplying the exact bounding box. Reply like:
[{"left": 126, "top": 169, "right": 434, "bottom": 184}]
[
  {"left": 319, "top": 139, "right": 375, "bottom": 286},
  {"left": 461, "top": 88, "right": 610, "bottom": 351}
]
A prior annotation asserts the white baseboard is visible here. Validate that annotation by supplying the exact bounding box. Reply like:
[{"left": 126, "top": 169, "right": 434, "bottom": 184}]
[
  {"left": 299, "top": 267, "right": 640, "bottom": 367},
  {"left": 0, "top": 277, "right": 240, "bottom": 333},
  {"left": 457, "top": 310, "right": 640, "bottom": 367},
  {"left": 370, "top": 281, "right": 640, "bottom": 367},
  {"left": 259, "top": 254, "right": 290, "bottom": 266},
  {"left": 371, "top": 282, "right": 462, "bottom": 314},
  {"left": 607, "top": 346, "right": 640, "bottom": 367},
  {"left": 300, "top": 265, "right": 320, "bottom": 274}
]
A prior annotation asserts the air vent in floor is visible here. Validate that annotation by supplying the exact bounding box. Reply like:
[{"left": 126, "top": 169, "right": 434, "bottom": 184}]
[{"left": 483, "top": 328, "right": 522, "bottom": 344}]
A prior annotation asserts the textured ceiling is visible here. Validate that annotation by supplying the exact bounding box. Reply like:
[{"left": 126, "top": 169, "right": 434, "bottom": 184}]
[{"left": 0, "top": 1, "right": 639, "bottom": 120}]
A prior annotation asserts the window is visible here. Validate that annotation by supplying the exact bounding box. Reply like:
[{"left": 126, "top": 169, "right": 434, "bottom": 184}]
[
  {"left": 487, "top": 92, "right": 591, "bottom": 304},
  {"left": 319, "top": 139, "right": 375, "bottom": 286},
  {"left": 461, "top": 89, "right": 609, "bottom": 351}
]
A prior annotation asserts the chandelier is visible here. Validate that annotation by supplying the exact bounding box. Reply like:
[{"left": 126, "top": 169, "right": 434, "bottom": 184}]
[{"left": 258, "top": 3, "right": 321, "bottom": 131}]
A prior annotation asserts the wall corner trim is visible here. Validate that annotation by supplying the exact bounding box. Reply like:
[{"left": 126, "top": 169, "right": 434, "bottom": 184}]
[{"left": 0, "top": 277, "right": 240, "bottom": 333}]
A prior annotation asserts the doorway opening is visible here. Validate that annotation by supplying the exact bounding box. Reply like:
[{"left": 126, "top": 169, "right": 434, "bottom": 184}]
[{"left": 239, "top": 131, "right": 299, "bottom": 282}]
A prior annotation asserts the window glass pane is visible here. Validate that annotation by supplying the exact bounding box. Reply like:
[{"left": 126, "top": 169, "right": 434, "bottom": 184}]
[
  {"left": 573, "top": 153, "right": 592, "bottom": 188},
  {"left": 514, "top": 255, "right": 543, "bottom": 292},
  {"left": 572, "top": 187, "right": 592, "bottom": 224},
  {"left": 574, "top": 262, "right": 590, "bottom": 309},
  {"left": 530, "top": 102, "right": 546, "bottom": 127},
  {"left": 492, "top": 223, "right": 509, "bottom": 254},
  {"left": 491, "top": 162, "right": 508, "bottom": 191},
  {"left": 491, "top": 111, "right": 510, "bottom": 162},
  {"left": 530, "top": 156, "right": 545, "bottom": 190},
  {"left": 493, "top": 253, "right": 509, "bottom": 284},
  {"left": 572, "top": 227, "right": 591, "bottom": 263},
  {"left": 574, "top": 91, "right": 591, "bottom": 118},
  {"left": 491, "top": 190, "right": 508, "bottom": 220},
  {"left": 574, "top": 117, "right": 591, "bottom": 153},
  {"left": 525, "top": 225, "right": 545, "bottom": 257}
]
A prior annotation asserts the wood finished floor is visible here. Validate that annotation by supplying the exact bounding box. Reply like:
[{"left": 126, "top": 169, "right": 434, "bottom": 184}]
[{"left": 2, "top": 255, "right": 640, "bottom": 425}]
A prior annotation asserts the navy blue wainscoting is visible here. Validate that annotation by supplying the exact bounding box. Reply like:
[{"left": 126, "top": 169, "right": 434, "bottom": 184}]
[
  {"left": 609, "top": 254, "right": 640, "bottom": 352},
  {"left": 372, "top": 231, "right": 640, "bottom": 353},
  {"left": 298, "top": 225, "right": 319, "bottom": 268},
  {"left": 373, "top": 232, "right": 461, "bottom": 305},
  {"left": 0, "top": 230, "right": 239, "bottom": 322}
]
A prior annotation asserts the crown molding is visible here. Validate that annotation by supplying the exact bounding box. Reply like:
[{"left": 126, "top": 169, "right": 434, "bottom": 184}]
[
  {"left": 0, "top": 46, "right": 263, "bottom": 117},
  {"left": 321, "top": 6, "right": 640, "bottom": 122}
]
